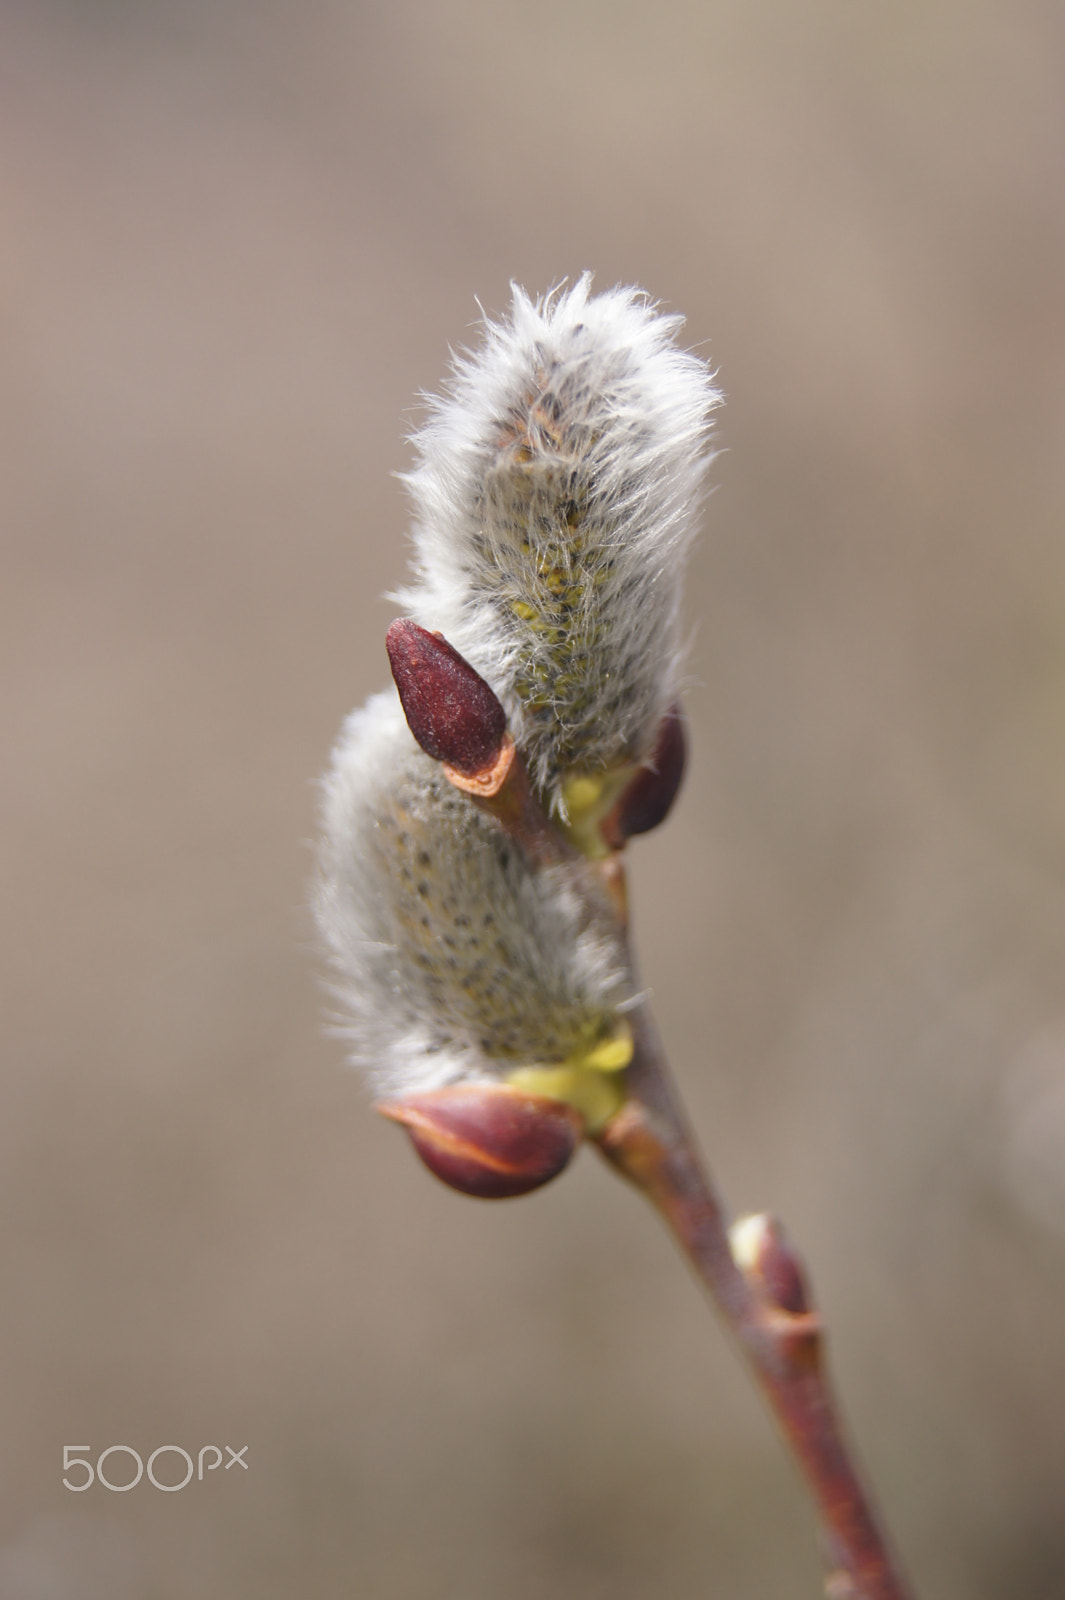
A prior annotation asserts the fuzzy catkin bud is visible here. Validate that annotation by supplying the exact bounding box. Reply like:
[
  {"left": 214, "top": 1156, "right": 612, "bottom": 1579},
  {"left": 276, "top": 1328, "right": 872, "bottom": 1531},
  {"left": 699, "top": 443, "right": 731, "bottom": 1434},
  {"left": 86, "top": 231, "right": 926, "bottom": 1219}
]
[
  {"left": 397, "top": 275, "right": 720, "bottom": 818},
  {"left": 315, "top": 691, "right": 632, "bottom": 1103}
]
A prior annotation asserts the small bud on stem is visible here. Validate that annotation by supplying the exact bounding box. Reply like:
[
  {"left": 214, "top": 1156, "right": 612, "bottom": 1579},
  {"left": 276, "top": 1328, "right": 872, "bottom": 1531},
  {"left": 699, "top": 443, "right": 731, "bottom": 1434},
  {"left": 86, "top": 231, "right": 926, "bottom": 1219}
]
[
  {"left": 386, "top": 619, "right": 508, "bottom": 778},
  {"left": 730, "top": 1212, "right": 812, "bottom": 1317},
  {"left": 600, "top": 704, "right": 687, "bottom": 851},
  {"left": 377, "top": 1082, "right": 583, "bottom": 1199},
  {"left": 387, "top": 618, "right": 579, "bottom": 869}
]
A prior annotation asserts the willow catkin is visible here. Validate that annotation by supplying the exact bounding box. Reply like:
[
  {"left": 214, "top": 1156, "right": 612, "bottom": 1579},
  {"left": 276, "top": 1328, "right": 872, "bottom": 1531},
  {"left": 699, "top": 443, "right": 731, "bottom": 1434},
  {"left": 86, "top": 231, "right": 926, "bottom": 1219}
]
[{"left": 397, "top": 275, "right": 720, "bottom": 817}]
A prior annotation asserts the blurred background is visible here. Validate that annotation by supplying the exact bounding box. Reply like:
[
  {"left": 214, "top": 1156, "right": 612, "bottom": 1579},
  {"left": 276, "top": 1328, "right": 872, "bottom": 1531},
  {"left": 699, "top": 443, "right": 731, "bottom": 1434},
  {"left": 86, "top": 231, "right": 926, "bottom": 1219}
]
[{"left": 3, "top": 1, "right": 1064, "bottom": 1595}]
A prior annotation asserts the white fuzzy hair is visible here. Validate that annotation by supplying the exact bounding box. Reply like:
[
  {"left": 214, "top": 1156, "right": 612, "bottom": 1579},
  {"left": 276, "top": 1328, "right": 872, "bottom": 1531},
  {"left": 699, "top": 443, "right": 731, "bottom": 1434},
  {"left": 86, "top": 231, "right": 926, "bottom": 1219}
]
[
  {"left": 398, "top": 274, "right": 721, "bottom": 813},
  {"left": 315, "top": 691, "right": 632, "bottom": 1097}
]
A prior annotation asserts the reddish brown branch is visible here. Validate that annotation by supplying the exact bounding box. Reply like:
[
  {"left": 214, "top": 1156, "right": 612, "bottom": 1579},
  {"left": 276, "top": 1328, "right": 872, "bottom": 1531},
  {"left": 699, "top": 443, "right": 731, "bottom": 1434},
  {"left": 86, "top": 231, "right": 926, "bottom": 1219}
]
[{"left": 597, "top": 1006, "right": 915, "bottom": 1600}]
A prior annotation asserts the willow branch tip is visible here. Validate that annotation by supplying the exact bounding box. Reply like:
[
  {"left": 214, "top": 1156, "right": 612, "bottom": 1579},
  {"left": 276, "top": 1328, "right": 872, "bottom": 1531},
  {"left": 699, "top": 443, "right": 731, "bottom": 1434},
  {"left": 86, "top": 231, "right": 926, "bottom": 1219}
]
[{"left": 596, "top": 1017, "right": 915, "bottom": 1600}]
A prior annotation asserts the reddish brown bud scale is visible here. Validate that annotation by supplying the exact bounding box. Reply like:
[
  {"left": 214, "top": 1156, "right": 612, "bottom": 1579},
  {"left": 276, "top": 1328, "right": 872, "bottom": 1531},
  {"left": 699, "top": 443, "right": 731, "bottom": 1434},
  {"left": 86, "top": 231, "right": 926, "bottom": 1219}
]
[
  {"left": 601, "top": 703, "right": 687, "bottom": 850},
  {"left": 386, "top": 619, "right": 508, "bottom": 779},
  {"left": 731, "top": 1213, "right": 811, "bottom": 1316},
  {"left": 377, "top": 1082, "right": 583, "bottom": 1200}
]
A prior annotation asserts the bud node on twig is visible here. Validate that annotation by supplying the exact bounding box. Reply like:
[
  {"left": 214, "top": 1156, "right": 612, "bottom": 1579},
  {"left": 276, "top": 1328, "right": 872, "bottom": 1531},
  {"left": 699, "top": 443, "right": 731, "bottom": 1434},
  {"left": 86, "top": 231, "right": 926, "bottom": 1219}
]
[
  {"left": 730, "top": 1211, "right": 812, "bottom": 1317},
  {"left": 377, "top": 1082, "right": 583, "bottom": 1199},
  {"left": 600, "top": 704, "right": 688, "bottom": 851},
  {"left": 386, "top": 618, "right": 508, "bottom": 779}
]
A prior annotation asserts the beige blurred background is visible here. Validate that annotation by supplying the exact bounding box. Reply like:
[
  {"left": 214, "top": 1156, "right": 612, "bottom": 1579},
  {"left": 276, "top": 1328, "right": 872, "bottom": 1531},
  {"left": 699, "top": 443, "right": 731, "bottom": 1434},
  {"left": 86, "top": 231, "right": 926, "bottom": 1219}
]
[{"left": 3, "top": 1, "right": 1065, "bottom": 1595}]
